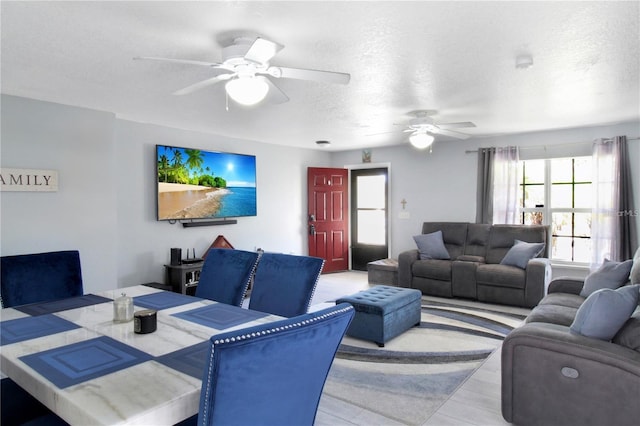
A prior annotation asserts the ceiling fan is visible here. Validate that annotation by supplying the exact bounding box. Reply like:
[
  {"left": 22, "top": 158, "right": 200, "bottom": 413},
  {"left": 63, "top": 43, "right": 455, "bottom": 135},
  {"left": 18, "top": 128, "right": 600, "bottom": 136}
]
[
  {"left": 134, "top": 36, "right": 350, "bottom": 106},
  {"left": 400, "top": 111, "right": 476, "bottom": 149}
]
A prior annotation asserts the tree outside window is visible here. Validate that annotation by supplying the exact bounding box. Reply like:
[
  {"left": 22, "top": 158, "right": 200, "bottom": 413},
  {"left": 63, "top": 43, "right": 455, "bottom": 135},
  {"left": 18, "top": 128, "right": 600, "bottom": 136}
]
[{"left": 518, "top": 157, "right": 592, "bottom": 263}]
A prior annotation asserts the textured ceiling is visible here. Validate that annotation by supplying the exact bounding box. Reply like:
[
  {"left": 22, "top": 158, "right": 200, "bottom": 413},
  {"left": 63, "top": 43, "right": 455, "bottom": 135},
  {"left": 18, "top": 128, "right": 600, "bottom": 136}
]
[{"left": 1, "top": 1, "right": 639, "bottom": 151}]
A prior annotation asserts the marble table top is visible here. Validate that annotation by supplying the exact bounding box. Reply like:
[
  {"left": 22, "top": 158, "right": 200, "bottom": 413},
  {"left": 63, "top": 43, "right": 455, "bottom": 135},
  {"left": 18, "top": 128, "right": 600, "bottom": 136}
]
[{"left": 0, "top": 285, "right": 282, "bottom": 425}]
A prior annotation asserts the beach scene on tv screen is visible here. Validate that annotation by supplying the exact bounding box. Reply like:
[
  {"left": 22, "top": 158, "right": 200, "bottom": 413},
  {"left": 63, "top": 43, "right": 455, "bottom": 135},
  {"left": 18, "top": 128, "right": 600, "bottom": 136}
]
[{"left": 157, "top": 145, "right": 257, "bottom": 220}]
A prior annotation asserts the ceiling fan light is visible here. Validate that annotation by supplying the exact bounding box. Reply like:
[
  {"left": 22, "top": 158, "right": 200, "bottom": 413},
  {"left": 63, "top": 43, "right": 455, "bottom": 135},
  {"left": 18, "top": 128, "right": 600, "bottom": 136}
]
[
  {"left": 409, "top": 132, "right": 434, "bottom": 149},
  {"left": 225, "top": 76, "right": 269, "bottom": 106}
]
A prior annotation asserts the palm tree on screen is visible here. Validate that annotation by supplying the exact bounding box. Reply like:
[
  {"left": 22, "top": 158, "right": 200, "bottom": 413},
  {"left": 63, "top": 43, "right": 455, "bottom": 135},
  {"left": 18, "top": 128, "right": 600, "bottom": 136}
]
[{"left": 185, "top": 149, "right": 204, "bottom": 180}]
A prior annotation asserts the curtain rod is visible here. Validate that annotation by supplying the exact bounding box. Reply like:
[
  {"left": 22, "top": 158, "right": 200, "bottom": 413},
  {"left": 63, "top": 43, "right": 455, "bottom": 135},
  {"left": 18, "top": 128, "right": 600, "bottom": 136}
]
[{"left": 465, "top": 136, "right": 640, "bottom": 154}]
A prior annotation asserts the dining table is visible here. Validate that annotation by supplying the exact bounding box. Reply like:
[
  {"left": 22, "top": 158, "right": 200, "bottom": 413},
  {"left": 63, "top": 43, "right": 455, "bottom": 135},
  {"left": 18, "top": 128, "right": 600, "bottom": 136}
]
[{"left": 0, "top": 285, "right": 283, "bottom": 425}]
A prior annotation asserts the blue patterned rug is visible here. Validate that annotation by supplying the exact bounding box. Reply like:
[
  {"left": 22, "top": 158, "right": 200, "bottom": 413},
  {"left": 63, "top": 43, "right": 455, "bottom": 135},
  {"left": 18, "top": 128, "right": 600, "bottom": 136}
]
[{"left": 323, "top": 297, "right": 528, "bottom": 425}]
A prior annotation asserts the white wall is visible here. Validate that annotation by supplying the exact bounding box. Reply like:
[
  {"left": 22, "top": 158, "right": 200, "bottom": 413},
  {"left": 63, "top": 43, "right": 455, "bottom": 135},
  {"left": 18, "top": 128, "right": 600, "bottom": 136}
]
[
  {"left": 330, "top": 121, "right": 640, "bottom": 279},
  {"left": 1, "top": 95, "right": 331, "bottom": 292},
  {"left": 114, "top": 120, "right": 331, "bottom": 287},
  {"left": 2, "top": 94, "right": 637, "bottom": 290},
  {"left": 331, "top": 140, "right": 479, "bottom": 256},
  {"left": 1, "top": 95, "right": 119, "bottom": 291}
]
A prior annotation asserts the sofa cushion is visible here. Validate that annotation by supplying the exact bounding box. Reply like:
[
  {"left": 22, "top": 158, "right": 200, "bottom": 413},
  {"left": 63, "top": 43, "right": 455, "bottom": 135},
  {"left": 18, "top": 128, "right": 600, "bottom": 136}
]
[
  {"left": 580, "top": 259, "right": 634, "bottom": 297},
  {"left": 412, "top": 259, "right": 452, "bottom": 281},
  {"left": 464, "top": 224, "right": 490, "bottom": 257},
  {"left": 421, "top": 222, "right": 467, "bottom": 260},
  {"left": 413, "top": 231, "right": 450, "bottom": 260},
  {"left": 525, "top": 304, "right": 579, "bottom": 327},
  {"left": 485, "top": 225, "right": 547, "bottom": 264},
  {"left": 612, "top": 310, "right": 640, "bottom": 351},
  {"left": 500, "top": 240, "right": 545, "bottom": 269},
  {"left": 476, "top": 264, "right": 525, "bottom": 289},
  {"left": 570, "top": 284, "right": 640, "bottom": 340}
]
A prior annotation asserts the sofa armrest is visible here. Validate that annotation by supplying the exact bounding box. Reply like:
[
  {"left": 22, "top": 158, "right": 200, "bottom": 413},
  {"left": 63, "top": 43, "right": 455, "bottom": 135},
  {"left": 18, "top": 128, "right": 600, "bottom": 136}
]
[
  {"left": 398, "top": 249, "right": 419, "bottom": 288},
  {"left": 547, "top": 277, "right": 585, "bottom": 295},
  {"left": 523, "top": 258, "right": 552, "bottom": 308},
  {"left": 502, "top": 322, "right": 640, "bottom": 425},
  {"left": 456, "top": 255, "right": 485, "bottom": 263}
]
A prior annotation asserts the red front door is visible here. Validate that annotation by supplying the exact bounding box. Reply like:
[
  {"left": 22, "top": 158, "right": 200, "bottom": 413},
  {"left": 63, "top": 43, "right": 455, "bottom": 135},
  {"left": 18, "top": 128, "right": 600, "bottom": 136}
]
[{"left": 307, "top": 167, "right": 349, "bottom": 273}]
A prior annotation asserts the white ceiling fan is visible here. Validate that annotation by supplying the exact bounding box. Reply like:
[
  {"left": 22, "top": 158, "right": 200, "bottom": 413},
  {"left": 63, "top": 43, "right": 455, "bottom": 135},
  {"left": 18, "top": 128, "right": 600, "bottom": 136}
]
[
  {"left": 401, "top": 110, "right": 476, "bottom": 149},
  {"left": 134, "top": 36, "right": 350, "bottom": 106}
]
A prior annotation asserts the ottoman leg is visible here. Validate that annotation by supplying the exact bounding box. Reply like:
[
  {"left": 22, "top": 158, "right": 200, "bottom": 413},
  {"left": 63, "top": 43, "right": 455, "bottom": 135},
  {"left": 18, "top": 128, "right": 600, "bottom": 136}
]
[{"left": 376, "top": 342, "right": 384, "bottom": 348}]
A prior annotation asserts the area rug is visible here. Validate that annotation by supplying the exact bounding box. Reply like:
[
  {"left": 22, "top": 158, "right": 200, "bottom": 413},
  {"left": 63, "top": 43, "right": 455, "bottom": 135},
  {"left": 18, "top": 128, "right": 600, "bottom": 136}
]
[{"left": 322, "top": 297, "right": 529, "bottom": 425}]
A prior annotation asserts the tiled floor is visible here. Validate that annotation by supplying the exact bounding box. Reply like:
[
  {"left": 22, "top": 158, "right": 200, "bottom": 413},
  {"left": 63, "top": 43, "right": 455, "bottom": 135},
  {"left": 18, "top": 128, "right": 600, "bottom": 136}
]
[{"left": 313, "top": 271, "right": 511, "bottom": 426}]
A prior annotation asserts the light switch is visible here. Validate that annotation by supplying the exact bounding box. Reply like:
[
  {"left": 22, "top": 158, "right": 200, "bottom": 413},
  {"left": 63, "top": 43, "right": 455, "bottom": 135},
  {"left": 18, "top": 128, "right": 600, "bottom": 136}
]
[{"left": 399, "top": 211, "right": 410, "bottom": 219}]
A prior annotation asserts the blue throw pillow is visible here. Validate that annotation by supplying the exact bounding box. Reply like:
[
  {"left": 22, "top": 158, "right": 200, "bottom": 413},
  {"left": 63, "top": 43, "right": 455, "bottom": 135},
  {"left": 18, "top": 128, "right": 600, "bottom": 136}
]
[
  {"left": 413, "top": 231, "right": 450, "bottom": 260},
  {"left": 580, "top": 259, "right": 634, "bottom": 297},
  {"left": 570, "top": 284, "right": 640, "bottom": 341},
  {"left": 500, "top": 240, "right": 544, "bottom": 269}
]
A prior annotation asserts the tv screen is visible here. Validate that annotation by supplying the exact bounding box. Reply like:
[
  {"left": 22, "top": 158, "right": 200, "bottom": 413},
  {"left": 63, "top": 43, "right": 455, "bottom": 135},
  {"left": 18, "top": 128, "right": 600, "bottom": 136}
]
[{"left": 156, "top": 144, "right": 257, "bottom": 221}]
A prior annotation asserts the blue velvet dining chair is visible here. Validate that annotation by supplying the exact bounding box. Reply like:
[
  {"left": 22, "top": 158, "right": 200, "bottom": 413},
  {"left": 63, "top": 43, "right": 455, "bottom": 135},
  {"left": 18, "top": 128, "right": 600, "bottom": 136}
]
[
  {"left": 0, "top": 250, "right": 83, "bottom": 308},
  {"left": 195, "top": 303, "right": 354, "bottom": 426},
  {"left": 248, "top": 252, "right": 324, "bottom": 317},
  {"left": 1, "top": 250, "right": 82, "bottom": 426},
  {"left": 195, "top": 248, "right": 260, "bottom": 307},
  {"left": 0, "top": 378, "right": 55, "bottom": 426}
]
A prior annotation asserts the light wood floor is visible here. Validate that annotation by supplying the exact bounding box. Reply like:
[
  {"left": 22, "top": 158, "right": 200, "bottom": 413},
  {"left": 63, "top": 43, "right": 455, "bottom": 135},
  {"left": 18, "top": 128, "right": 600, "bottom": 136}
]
[{"left": 313, "top": 271, "right": 513, "bottom": 426}]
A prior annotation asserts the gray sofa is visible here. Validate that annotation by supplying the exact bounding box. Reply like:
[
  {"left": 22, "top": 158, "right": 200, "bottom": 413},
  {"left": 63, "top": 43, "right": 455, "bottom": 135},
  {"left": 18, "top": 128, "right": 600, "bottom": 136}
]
[
  {"left": 398, "top": 222, "right": 551, "bottom": 308},
  {"left": 502, "top": 248, "right": 640, "bottom": 426}
]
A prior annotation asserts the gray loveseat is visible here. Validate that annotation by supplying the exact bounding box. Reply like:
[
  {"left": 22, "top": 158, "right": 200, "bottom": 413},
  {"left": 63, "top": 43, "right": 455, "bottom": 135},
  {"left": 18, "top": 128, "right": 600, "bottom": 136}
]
[
  {"left": 398, "top": 222, "right": 551, "bottom": 308},
  {"left": 502, "top": 248, "right": 640, "bottom": 426}
]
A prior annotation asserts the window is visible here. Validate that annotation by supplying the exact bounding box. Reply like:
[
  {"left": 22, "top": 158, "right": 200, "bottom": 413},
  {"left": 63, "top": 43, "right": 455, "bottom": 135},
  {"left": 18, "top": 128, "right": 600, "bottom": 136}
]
[
  {"left": 517, "top": 157, "right": 592, "bottom": 263},
  {"left": 354, "top": 174, "right": 386, "bottom": 245}
]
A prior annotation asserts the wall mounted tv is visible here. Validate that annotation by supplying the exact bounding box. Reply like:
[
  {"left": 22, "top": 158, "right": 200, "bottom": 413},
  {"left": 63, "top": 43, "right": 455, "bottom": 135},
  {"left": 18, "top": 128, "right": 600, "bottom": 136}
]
[{"left": 156, "top": 144, "right": 257, "bottom": 221}]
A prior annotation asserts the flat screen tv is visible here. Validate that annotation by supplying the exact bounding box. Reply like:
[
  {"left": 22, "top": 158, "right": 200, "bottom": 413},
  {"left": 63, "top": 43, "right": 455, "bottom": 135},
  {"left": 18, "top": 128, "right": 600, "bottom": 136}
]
[{"left": 156, "top": 144, "right": 257, "bottom": 221}]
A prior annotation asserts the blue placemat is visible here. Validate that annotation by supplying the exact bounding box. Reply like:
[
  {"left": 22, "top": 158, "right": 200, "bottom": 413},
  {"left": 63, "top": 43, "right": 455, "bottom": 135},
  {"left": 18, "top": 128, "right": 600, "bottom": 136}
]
[
  {"left": 172, "top": 304, "right": 268, "bottom": 330},
  {"left": 1, "top": 315, "right": 81, "bottom": 346},
  {"left": 15, "top": 294, "right": 112, "bottom": 316},
  {"left": 133, "top": 292, "right": 200, "bottom": 310},
  {"left": 156, "top": 341, "right": 209, "bottom": 379},
  {"left": 19, "top": 336, "right": 153, "bottom": 389}
]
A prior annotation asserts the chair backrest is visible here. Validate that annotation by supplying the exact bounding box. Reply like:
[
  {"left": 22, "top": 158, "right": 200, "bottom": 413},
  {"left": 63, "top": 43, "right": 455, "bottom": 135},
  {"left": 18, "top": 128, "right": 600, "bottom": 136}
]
[
  {"left": 195, "top": 249, "right": 260, "bottom": 307},
  {"left": 197, "top": 303, "right": 354, "bottom": 426},
  {"left": 0, "top": 250, "right": 83, "bottom": 308},
  {"left": 248, "top": 252, "right": 324, "bottom": 317}
]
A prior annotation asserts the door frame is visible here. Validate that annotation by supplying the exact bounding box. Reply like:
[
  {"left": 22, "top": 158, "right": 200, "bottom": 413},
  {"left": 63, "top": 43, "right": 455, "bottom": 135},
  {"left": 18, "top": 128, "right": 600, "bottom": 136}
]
[{"left": 343, "top": 162, "right": 392, "bottom": 268}]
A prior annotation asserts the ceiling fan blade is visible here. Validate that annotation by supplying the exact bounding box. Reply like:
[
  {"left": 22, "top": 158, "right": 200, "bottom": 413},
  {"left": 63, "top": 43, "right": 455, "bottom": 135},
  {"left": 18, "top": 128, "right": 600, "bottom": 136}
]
[
  {"left": 277, "top": 66, "right": 351, "bottom": 84},
  {"left": 263, "top": 78, "right": 289, "bottom": 104},
  {"left": 172, "top": 74, "right": 233, "bottom": 96},
  {"left": 133, "top": 56, "right": 223, "bottom": 68},
  {"left": 434, "top": 128, "right": 470, "bottom": 140},
  {"left": 244, "top": 38, "right": 284, "bottom": 64},
  {"left": 365, "top": 130, "right": 397, "bottom": 137},
  {"left": 437, "top": 121, "right": 476, "bottom": 129}
]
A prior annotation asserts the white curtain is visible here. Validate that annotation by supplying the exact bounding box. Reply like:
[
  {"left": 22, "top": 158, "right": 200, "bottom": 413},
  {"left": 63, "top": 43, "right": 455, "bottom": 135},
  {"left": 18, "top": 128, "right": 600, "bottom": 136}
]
[
  {"left": 591, "top": 136, "right": 637, "bottom": 268},
  {"left": 591, "top": 138, "right": 616, "bottom": 267},
  {"left": 492, "top": 146, "right": 520, "bottom": 224}
]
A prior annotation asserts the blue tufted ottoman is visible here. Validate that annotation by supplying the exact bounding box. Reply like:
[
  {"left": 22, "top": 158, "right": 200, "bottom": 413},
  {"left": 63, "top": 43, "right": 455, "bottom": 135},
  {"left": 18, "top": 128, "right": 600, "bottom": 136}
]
[{"left": 336, "top": 285, "right": 422, "bottom": 347}]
